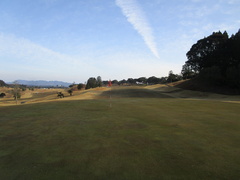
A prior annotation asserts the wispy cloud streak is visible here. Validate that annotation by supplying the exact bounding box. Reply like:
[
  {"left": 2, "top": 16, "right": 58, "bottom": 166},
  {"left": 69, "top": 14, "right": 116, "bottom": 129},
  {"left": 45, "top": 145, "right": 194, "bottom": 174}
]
[
  {"left": 0, "top": 32, "right": 98, "bottom": 73},
  {"left": 116, "top": 0, "right": 159, "bottom": 58}
]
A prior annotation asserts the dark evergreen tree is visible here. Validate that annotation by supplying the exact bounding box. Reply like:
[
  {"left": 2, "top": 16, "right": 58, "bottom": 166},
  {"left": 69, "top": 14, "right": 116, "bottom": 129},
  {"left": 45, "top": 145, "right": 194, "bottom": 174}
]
[{"left": 85, "top": 77, "right": 97, "bottom": 89}]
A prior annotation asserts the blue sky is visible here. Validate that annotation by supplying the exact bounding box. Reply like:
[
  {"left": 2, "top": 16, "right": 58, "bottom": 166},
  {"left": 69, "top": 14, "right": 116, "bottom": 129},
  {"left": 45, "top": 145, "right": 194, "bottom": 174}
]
[{"left": 0, "top": 0, "right": 239, "bottom": 83}]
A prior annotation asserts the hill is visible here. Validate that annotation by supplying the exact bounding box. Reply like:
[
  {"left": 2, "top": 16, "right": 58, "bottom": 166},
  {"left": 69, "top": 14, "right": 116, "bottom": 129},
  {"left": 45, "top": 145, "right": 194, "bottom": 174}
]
[
  {"left": 0, "top": 80, "right": 7, "bottom": 87},
  {"left": 10, "top": 80, "right": 71, "bottom": 87}
]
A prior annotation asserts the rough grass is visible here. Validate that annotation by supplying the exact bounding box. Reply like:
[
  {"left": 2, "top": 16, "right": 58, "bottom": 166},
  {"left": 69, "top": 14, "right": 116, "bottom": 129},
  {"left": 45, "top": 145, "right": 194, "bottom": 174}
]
[{"left": 1, "top": 95, "right": 240, "bottom": 179}]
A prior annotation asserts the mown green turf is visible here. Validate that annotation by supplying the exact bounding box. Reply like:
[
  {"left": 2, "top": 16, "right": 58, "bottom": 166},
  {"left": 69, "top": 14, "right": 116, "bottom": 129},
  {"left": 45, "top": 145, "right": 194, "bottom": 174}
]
[{"left": 0, "top": 97, "right": 240, "bottom": 179}]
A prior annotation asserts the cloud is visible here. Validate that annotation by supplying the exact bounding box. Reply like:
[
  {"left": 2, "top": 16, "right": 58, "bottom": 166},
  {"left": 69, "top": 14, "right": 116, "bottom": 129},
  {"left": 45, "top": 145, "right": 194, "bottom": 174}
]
[
  {"left": 0, "top": 32, "right": 101, "bottom": 82},
  {"left": 0, "top": 32, "right": 85, "bottom": 66},
  {"left": 228, "top": 0, "right": 240, "bottom": 4},
  {"left": 116, "top": 0, "right": 159, "bottom": 58}
]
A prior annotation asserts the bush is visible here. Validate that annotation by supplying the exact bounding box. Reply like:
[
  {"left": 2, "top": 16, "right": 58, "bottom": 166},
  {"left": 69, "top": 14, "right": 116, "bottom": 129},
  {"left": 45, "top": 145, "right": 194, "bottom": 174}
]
[
  {"left": 68, "top": 89, "right": 73, "bottom": 96},
  {"left": 13, "top": 92, "right": 21, "bottom": 100},
  {"left": 0, "top": 93, "right": 6, "bottom": 98},
  {"left": 77, "top": 83, "right": 84, "bottom": 90}
]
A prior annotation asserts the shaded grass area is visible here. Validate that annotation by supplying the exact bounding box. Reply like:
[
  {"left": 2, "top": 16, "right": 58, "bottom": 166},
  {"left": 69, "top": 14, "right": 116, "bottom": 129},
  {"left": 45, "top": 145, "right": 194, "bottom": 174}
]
[
  {"left": 176, "top": 78, "right": 240, "bottom": 95},
  {"left": 100, "top": 87, "right": 172, "bottom": 98},
  {"left": 0, "top": 99, "right": 240, "bottom": 179}
]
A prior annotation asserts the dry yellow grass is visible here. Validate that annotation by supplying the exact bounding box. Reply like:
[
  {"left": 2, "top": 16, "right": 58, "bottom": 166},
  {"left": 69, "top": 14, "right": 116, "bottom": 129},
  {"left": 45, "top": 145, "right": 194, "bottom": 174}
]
[
  {"left": 0, "top": 87, "right": 111, "bottom": 106},
  {"left": 1, "top": 84, "right": 240, "bottom": 107}
]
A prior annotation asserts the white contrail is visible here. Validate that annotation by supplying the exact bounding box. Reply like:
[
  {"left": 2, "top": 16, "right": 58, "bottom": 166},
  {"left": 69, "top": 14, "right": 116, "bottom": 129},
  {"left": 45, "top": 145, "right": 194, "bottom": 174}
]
[{"left": 116, "top": 0, "right": 159, "bottom": 58}]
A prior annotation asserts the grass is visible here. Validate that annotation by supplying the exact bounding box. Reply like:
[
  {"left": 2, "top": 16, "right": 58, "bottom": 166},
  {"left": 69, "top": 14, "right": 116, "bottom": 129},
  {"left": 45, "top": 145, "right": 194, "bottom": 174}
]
[{"left": 0, "top": 87, "right": 240, "bottom": 179}]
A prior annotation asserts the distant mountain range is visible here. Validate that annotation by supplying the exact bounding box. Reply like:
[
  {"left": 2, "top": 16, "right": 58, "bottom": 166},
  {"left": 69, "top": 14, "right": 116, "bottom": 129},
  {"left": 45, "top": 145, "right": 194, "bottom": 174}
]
[{"left": 10, "top": 80, "right": 72, "bottom": 87}]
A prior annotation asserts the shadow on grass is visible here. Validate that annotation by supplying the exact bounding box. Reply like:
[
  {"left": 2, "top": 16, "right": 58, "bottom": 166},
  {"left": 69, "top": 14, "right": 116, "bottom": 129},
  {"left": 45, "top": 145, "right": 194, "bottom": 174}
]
[
  {"left": 176, "top": 78, "right": 240, "bottom": 95},
  {"left": 100, "top": 88, "right": 173, "bottom": 98}
]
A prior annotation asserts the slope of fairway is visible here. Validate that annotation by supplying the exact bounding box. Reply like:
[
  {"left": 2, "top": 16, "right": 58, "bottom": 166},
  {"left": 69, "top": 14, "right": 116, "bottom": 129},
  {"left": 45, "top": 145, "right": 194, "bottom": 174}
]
[
  {"left": 145, "top": 84, "right": 240, "bottom": 102},
  {"left": 100, "top": 86, "right": 173, "bottom": 99},
  {"left": 0, "top": 96, "right": 240, "bottom": 179}
]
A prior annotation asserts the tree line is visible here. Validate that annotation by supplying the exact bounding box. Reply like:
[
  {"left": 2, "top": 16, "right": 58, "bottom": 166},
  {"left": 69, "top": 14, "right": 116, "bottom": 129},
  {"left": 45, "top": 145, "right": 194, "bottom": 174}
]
[
  {"left": 83, "top": 71, "right": 182, "bottom": 89},
  {"left": 181, "top": 29, "right": 240, "bottom": 88}
]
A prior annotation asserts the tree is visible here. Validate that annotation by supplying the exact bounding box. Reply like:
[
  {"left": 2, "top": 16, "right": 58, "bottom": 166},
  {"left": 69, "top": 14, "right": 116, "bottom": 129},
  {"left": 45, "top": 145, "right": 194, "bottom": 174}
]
[
  {"left": 220, "top": 29, "right": 240, "bottom": 71},
  {"left": 127, "top": 78, "right": 136, "bottom": 85},
  {"left": 167, "top": 71, "right": 175, "bottom": 83},
  {"left": 159, "top": 77, "right": 167, "bottom": 84},
  {"left": 167, "top": 71, "right": 182, "bottom": 83},
  {"left": 185, "top": 31, "right": 229, "bottom": 73},
  {"left": 57, "top": 92, "right": 64, "bottom": 98},
  {"left": 85, "top": 77, "right": 97, "bottom": 89},
  {"left": 68, "top": 89, "right": 73, "bottom": 96},
  {"left": 182, "top": 29, "right": 240, "bottom": 88},
  {"left": 102, "top": 81, "right": 109, "bottom": 86},
  {"left": 112, "top": 80, "right": 119, "bottom": 85},
  {"left": 147, "top": 76, "right": 160, "bottom": 84},
  {"left": 226, "top": 64, "right": 240, "bottom": 88},
  {"left": 96, "top": 76, "right": 103, "bottom": 87},
  {"left": 119, "top": 79, "right": 127, "bottom": 85},
  {"left": 137, "top": 77, "right": 147, "bottom": 84},
  {"left": 21, "top": 86, "right": 26, "bottom": 91},
  {"left": 198, "top": 66, "right": 223, "bottom": 85},
  {"left": 181, "top": 64, "right": 195, "bottom": 79},
  {"left": 77, "top": 83, "right": 84, "bottom": 90},
  {"left": 12, "top": 81, "right": 21, "bottom": 104}
]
